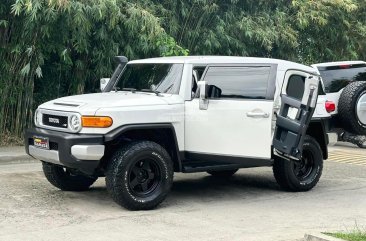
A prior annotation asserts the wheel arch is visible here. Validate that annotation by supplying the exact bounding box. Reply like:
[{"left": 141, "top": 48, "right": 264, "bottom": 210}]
[
  {"left": 306, "top": 119, "right": 329, "bottom": 160},
  {"left": 103, "top": 124, "right": 182, "bottom": 172}
]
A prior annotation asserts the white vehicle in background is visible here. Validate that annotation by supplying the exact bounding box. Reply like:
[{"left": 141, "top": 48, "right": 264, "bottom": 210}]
[{"left": 312, "top": 61, "right": 366, "bottom": 147}]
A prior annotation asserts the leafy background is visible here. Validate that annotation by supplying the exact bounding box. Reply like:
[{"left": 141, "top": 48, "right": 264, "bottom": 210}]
[{"left": 0, "top": 0, "right": 365, "bottom": 145}]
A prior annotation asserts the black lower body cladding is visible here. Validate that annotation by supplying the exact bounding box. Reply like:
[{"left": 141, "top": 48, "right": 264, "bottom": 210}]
[{"left": 25, "top": 128, "right": 104, "bottom": 175}]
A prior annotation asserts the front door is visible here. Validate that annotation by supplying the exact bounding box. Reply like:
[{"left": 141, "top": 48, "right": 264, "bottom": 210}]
[{"left": 185, "top": 64, "right": 277, "bottom": 160}]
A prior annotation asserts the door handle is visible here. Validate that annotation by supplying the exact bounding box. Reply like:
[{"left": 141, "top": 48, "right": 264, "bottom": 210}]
[{"left": 246, "top": 112, "right": 269, "bottom": 118}]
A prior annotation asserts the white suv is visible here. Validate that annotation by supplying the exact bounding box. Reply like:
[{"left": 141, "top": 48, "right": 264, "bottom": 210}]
[
  {"left": 26, "top": 56, "right": 328, "bottom": 210},
  {"left": 312, "top": 61, "right": 366, "bottom": 147}
]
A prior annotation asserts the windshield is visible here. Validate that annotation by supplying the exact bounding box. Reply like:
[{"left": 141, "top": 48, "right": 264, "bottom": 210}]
[
  {"left": 319, "top": 64, "right": 366, "bottom": 93},
  {"left": 114, "top": 63, "right": 184, "bottom": 94}
]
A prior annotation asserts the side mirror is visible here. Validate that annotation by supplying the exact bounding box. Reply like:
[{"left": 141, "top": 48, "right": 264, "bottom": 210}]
[
  {"left": 198, "top": 81, "right": 208, "bottom": 110},
  {"left": 100, "top": 78, "right": 110, "bottom": 92}
]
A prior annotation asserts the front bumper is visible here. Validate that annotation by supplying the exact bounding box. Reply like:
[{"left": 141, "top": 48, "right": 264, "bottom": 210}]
[{"left": 25, "top": 128, "right": 105, "bottom": 175}]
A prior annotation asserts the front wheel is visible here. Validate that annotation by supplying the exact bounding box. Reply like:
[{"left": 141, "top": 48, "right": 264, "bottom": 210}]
[
  {"left": 273, "top": 136, "right": 323, "bottom": 192},
  {"left": 42, "top": 162, "right": 97, "bottom": 191},
  {"left": 105, "top": 141, "right": 174, "bottom": 210}
]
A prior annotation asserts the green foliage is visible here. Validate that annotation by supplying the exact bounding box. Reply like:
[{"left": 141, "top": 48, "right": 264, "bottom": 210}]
[
  {"left": 327, "top": 231, "right": 366, "bottom": 241},
  {"left": 0, "top": 0, "right": 365, "bottom": 143},
  {"left": 146, "top": 0, "right": 366, "bottom": 62},
  {"left": 0, "top": 0, "right": 187, "bottom": 140}
]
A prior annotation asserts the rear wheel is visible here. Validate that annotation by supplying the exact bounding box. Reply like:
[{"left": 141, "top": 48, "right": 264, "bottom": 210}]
[
  {"left": 338, "top": 81, "right": 366, "bottom": 135},
  {"left": 207, "top": 169, "right": 238, "bottom": 177},
  {"left": 273, "top": 136, "right": 323, "bottom": 192},
  {"left": 105, "top": 141, "right": 174, "bottom": 210},
  {"left": 42, "top": 162, "right": 97, "bottom": 191}
]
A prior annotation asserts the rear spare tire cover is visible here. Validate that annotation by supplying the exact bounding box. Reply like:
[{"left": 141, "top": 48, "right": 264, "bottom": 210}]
[{"left": 338, "top": 81, "right": 366, "bottom": 135}]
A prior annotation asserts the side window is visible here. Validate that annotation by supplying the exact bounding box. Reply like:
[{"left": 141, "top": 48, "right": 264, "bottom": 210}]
[
  {"left": 286, "top": 75, "right": 305, "bottom": 100},
  {"left": 202, "top": 66, "right": 270, "bottom": 99}
]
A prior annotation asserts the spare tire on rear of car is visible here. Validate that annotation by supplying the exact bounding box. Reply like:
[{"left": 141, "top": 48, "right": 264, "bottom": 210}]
[{"left": 338, "top": 81, "right": 366, "bottom": 135}]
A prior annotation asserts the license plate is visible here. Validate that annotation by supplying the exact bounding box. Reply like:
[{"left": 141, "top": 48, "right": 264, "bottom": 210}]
[{"left": 33, "top": 136, "right": 49, "bottom": 150}]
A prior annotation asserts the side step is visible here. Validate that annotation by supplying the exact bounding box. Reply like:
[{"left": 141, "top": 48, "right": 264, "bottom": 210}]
[{"left": 182, "top": 159, "right": 273, "bottom": 173}]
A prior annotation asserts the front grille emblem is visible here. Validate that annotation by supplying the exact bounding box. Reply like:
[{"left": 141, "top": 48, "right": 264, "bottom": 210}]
[
  {"left": 48, "top": 117, "right": 60, "bottom": 124},
  {"left": 41, "top": 112, "right": 69, "bottom": 129}
]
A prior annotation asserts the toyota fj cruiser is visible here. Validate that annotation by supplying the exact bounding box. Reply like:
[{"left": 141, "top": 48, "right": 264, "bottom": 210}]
[{"left": 25, "top": 56, "right": 329, "bottom": 210}]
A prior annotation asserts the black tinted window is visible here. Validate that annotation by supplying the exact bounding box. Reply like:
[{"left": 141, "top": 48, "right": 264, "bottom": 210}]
[
  {"left": 286, "top": 75, "right": 305, "bottom": 100},
  {"left": 203, "top": 66, "right": 270, "bottom": 99},
  {"left": 319, "top": 65, "right": 366, "bottom": 93},
  {"left": 115, "top": 64, "right": 183, "bottom": 94}
]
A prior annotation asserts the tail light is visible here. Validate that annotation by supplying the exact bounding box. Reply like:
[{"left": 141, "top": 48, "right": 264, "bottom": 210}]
[
  {"left": 339, "top": 64, "right": 351, "bottom": 69},
  {"left": 325, "top": 101, "right": 336, "bottom": 113}
]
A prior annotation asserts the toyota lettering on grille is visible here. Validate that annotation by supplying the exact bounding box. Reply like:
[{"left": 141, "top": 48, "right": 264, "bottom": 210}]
[{"left": 48, "top": 117, "right": 60, "bottom": 124}]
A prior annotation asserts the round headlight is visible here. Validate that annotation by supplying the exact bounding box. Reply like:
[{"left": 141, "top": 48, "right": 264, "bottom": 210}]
[
  {"left": 34, "top": 109, "right": 42, "bottom": 126},
  {"left": 69, "top": 115, "right": 82, "bottom": 132}
]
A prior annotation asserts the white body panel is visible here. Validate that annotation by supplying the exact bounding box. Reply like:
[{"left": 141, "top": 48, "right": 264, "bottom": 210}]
[
  {"left": 39, "top": 92, "right": 176, "bottom": 111},
  {"left": 322, "top": 91, "right": 342, "bottom": 114},
  {"left": 95, "top": 103, "right": 185, "bottom": 150},
  {"left": 315, "top": 95, "right": 332, "bottom": 117},
  {"left": 185, "top": 99, "right": 273, "bottom": 158}
]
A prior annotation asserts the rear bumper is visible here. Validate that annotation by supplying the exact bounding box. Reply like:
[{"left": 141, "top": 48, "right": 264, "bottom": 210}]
[
  {"left": 327, "top": 132, "right": 338, "bottom": 146},
  {"left": 25, "top": 128, "right": 104, "bottom": 175}
]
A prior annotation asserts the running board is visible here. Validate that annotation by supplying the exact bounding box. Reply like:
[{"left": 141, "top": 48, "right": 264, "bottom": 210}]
[{"left": 181, "top": 155, "right": 273, "bottom": 173}]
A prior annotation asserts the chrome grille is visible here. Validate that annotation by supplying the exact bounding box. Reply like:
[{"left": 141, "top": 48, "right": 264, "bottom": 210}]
[
  {"left": 42, "top": 114, "right": 68, "bottom": 128},
  {"left": 36, "top": 109, "right": 81, "bottom": 133}
]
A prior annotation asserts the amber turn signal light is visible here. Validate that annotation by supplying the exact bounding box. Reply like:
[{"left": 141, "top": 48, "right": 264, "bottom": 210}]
[{"left": 81, "top": 116, "right": 113, "bottom": 128}]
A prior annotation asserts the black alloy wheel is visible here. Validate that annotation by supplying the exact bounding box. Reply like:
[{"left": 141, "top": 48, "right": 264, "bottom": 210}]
[
  {"left": 292, "top": 150, "right": 314, "bottom": 181},
  {"left": 273, "top": 135, "right": 323, "bottom": 192},
  {"left": 106, "top": 141, "right": 174, "bottom": 210},
  {"left": 128, "top": 158, "right": 161, "bottom": 197}
]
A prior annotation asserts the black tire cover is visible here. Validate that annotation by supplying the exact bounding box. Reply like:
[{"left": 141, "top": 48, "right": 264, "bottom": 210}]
[{"left": 338, "top": 81, "right": 366, "bottom": 135}]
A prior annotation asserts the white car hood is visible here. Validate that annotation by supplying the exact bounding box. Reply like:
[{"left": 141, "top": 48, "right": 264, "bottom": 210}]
[{"left": 39, "top": 92, "right": 182, "bottom": 114}]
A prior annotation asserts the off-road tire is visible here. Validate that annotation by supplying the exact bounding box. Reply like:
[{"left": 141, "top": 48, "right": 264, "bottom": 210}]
[
  {"left": 338, "top": 81, "right": 366, "bottom": 135},
  {"left": 273, "top": 136, "right": 323, "bottom": 192},
  {"left": 105, "top": 141, "right": 174, "bottom": 211},
  {"left": 42, "top": 162, "right": 97, "bottom": 191},
  {"left": 207, "top": 169, "right": 238, "bottom": 177}
]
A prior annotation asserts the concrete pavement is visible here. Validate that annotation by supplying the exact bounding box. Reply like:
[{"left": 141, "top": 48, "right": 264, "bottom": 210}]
[
  {"left": 0, "top": 145, "right": 365, "bottom": 241},
  {"left": 0, "top": 146, "right": 35, "bottom": 163}
]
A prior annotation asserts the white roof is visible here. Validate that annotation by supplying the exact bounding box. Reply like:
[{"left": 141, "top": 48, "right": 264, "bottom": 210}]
[
  {"left": 312, "top": 61, "right": 366, "bottom": 68},
  {"left": 128, "top": 56, "right": 317, "bottom": 74}
]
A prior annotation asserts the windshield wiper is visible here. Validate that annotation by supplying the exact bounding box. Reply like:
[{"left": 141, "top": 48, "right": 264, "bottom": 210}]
[
  {"left": 112, "top": 86, "right": 120, "bottom": 92},
  {"left": 140, "top": 89, "right": 162, "bottom": 96},
  {"left": 122, "top": 88, "right": 136, "bottom": 93}
]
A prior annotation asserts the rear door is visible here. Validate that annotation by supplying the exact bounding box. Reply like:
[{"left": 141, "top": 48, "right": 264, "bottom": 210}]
[{"left": 273, "top": 70, "right": 319, "bottom": 160}]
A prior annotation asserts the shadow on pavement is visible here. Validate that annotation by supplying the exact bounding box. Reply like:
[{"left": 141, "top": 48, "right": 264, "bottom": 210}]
[{"left": 48, "top": 172, "right": 283, "bottom": 209}]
